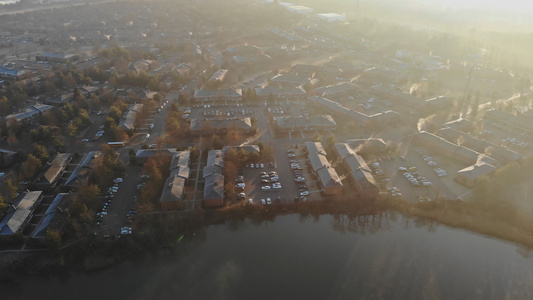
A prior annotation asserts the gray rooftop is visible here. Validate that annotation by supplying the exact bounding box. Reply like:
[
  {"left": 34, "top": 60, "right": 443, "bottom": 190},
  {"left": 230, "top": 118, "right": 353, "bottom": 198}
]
[
  {"left": 317, "top": 167, "right": 343, "bottom": 188},
  {"left": 203, "top": 150, "right": 224, "bottom": 178},
  {"left": 203, "top": 173, "right": 225, "bottom": 200},
  {"left": 0, "top": 191, "right": 42, "bottom": 235},
  {"left": 457, "top": 163, "right": 497, "bottom": 180}
]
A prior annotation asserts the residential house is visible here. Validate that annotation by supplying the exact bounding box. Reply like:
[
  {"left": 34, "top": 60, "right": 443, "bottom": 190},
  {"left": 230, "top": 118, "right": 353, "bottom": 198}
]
[
  {"left": 203, "top": 150, "right": 225, "bottom": 207},
  {"left": 335, "top": 143, "right": 379, "bottom": 200},
  {"left": 0, "top": 191, "right": 43, "bottom": 240},
  {"left": 31, "top": 193, "right": 72, "bottom": 241},
  {"left": 455, "top": 163, "right": 497, "bottom": 188},
  {"left": 305, "top": 142, "right": 343, "bottom": 195},
  {"left": 32, "top": 153, "right": 72, "bottom": 191},
  {"left": 160, "top": 151, "right": 191, "bottom": 209},
  {"left": 276, "top": 115, "right": 336, "bottom": 132}
]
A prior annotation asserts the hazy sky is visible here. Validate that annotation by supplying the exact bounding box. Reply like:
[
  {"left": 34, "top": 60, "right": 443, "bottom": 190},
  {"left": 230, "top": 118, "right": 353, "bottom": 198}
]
[{"left": 427, "top": 0, "right": 533, "bottom": 10}]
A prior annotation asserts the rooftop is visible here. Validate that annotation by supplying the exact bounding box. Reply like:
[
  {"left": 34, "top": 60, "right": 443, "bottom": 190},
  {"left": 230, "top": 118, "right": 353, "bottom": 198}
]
[
  {"left": 0, "top": 191, "right": 43, "bottom": 235},
  {"left": 32, "top": 193, "right": 71, "bottom": 239}
]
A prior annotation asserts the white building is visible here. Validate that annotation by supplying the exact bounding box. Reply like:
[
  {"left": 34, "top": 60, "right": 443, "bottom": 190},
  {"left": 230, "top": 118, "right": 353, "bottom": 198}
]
[
  {"left": 317, "top": 13, "right": 346, "bottom": 22},
  {"left": 286, "top": 5, "right": 314, "bottom": 14}
]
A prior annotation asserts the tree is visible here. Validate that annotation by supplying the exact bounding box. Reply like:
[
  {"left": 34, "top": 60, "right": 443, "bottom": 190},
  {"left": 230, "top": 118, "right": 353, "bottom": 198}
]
[
  {"left": 325, "top": 133, "right": 336, "bottom": 154},
  {"left": 53, "top": 137, "right": 65, "bottom": 152},
  {"left": 129, "top": 148, "right": 137, "bottom": 165},
  {"left": 0, "top": 195, "right": 6, "bottom": 215},
  {"left": 224, "top": 148, "right": 241, "bottom": 167},
  {"left": 109, "top": 106, "right": 123, "bottom": 121},
  {"left": 33, "top": 144, "right": 50, "bottom": 163},
  {"left": 313, "top": 132, "right": 322, "bottom": 142},
  {"left": 212, "top": 134, "right": 223, "bottom": 149},
  {"left": 2, "top": 179, "right": 18, "bottom": 201},
  {"left": 20, "top": 154, "right": 42, "bottom": 180},
  {"left": 46, "top": 229, "right": 62, "bottom": 250},
  {"left": 67, "top": 122, "right": 78, "bottom": 137},
  {"left": 223, "top": 161, "right": 239, "bottom": 199}
]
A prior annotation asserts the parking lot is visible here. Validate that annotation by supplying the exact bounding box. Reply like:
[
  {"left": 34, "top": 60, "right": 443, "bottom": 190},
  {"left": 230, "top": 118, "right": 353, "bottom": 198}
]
[
  {"left": 236, "top": 144, "right": 322, "bottom": 206},
  {"left": 97, "top": 166, "right": 143, "bottom": 236},
  {"left": 374, "top": 148, "right": 470, "bottom": 202}
]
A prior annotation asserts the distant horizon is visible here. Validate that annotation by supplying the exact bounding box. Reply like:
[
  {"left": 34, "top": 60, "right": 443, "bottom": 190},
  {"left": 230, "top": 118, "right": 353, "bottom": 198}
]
[
  {"left": 0, "top": 0, "right": 20, "bottom": 4},
  {"left": 420, "top": 0, "right": 533, "bottom": 10}
]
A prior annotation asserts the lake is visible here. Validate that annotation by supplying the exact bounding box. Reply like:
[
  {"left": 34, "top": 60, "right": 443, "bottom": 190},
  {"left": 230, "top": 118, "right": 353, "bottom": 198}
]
[{"left": 4, "top": 213, "right": 533, "bottom": 299}]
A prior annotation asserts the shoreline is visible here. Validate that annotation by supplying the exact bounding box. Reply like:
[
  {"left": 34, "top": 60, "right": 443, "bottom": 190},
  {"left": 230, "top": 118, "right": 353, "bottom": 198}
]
[{"left": 2, "top": 197, "right": 533, "bottom": 282}]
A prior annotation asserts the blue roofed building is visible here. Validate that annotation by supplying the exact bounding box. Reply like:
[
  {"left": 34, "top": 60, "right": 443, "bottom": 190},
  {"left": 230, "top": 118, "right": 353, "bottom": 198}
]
[
  {"left": 0, "top": 66, "right": 29, "bottom": 80},
  {"left": 31, "top": 193, "right": 72, "bottom": 241},
  {"left": 0, "top": 191, "right": 43, "bottom": 240},
  {"left": 5, "top": 104, "right": 53, "bottom": 124}
]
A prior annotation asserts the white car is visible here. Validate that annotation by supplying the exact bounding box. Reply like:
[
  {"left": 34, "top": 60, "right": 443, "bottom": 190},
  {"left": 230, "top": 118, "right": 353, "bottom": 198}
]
[
  {"left": 300, "top": 190, "right": 309, "bottom": 196},
  {"left": 82, "top": 138, "right": 89, "bottom": 142},
  {"left": 288, "top": 153, "right": 296, "bottom": 158},
  {"left": 427, "top": 161, "right": 437, "bottom": 166},
  {"left": 294, "top": 177, "right": 305, "bottom": 183},
  {"left": 248, "top": 198, "right": 253, "bottom": 205},
  {"left": 266, "top": 198, "right": 272, "bottom": 204},
  {"left": 261, "top": 198, "right": 266, "bottom": 204},
  {"left": 261, "top": 185, "right": 271, "bottom": 191},
  {"left": 260, "top": 163, "right": 264, "bottom": 168}
]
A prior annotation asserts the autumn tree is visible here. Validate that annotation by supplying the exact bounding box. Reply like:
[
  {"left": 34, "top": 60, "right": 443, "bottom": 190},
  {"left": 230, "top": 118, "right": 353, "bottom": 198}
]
[
  {"left": 20, "top": 154, "right": 42, "bottom": 180},
  {"left": 2, "top": 179, "right": 18, "bottom": 201},
  {"left": 33, "top": 143, "right": 49, "bottom": 162},
  {"left": 0, "top": 195, "right": 6, "bottom": 215},
  {"left": 223, "top": 161, "right": 239, "bottom": 199},
  {"left": 212, "top": 134, "right": 223, "bottom": 149}
]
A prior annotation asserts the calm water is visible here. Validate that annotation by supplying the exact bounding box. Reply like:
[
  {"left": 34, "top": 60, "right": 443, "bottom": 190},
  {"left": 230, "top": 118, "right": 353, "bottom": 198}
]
[{"left": 5, "top": 213, "right": 533, "bottom": 299}]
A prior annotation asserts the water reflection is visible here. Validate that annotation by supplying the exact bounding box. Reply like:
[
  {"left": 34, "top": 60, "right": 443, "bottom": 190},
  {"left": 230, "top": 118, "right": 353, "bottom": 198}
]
[{"left": 4, "top": 213, "right": 533, "bottom": 300}]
